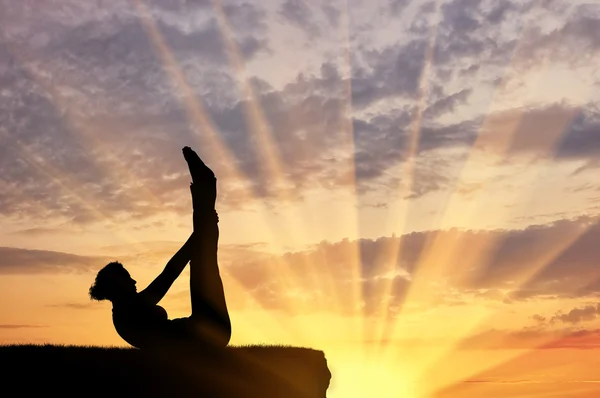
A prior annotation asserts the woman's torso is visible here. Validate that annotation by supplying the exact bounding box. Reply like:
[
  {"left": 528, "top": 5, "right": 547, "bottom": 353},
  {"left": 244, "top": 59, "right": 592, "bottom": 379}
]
[{"left": 112, "top": 296, "right": 169, "bottom": 349}]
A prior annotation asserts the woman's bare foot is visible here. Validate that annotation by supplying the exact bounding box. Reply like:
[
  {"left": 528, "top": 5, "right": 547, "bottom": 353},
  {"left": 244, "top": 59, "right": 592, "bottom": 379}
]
[
  {"left": 183, "top": 147, "right": 217, "bottom": 210},
  {"left": 182, "top": 146, "right": 214, "bottom": 184}
]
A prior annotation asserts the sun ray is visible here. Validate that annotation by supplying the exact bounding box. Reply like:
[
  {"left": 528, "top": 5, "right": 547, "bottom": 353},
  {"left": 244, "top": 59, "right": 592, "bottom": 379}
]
[
  {"left": 0, "top": 47, "right": 167, "bottom": 250},
  {"left": 339, "top": 0, "right": 367, "bottom": 347},
  {"left": 422, "top": 349, "right": 543, "bottom": 397},
  {"left": 382, "top": 111, "right": 582, "bottom": 381},
  {"left": 373, "top": 0, "right": 444, "bottom": 354},
  {"left": 211, "top": 0, "right": 331, "bottom": 318},
  {"left": 4, "top": 44, "right": 167, "bottom": 224},
  {"left": 0, "top": 146, "right": 57, "bottom": 224},
  {"left": 221, "top": 275, "right": 306, "bottom": 344},
  {"left": 378, "top": 0, "right": 573, "bottom": 358},
  {"left": 0, "top": 130, "right": 147, "bottom": 247},
  {"left": 130, "top": 0, "right": 318, "bottom": 339},
  {"left": 369, "top": 7, "right": 600, "bottom": 390},
  {"left": 211, "top": 1, "right": 288, "bottom": 197},
  {"left": 374, "top": 187, "right": 598, "bottom": 396},
  {"left": 131, "top": 0, "right": 250, "bottom": 187},
  {"left": 423, "top": 329, "right": 594, "bottom": 398},
  {"left": 5, "top": 19, "right": 309, "bottom": 345}
]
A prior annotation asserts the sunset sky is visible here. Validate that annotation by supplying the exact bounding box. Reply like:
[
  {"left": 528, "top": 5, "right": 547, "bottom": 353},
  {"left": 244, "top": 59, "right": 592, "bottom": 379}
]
[{"left": 1, "top": 0, "right": 600, "bottom": 396}]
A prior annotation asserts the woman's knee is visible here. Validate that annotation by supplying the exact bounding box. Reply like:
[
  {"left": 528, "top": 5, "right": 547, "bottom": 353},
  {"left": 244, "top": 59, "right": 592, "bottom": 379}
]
[
  {"left": 211, "top": 322, "right": 231, "bottom": 348},
  {"left": 222, "top": 324, "right": 231, "bottom": 347}
]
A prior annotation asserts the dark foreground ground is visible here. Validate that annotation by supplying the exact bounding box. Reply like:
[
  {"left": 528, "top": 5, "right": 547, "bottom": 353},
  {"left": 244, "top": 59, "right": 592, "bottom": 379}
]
[{"left": 0, "top": 344, "right": 331, "bottom": 398}]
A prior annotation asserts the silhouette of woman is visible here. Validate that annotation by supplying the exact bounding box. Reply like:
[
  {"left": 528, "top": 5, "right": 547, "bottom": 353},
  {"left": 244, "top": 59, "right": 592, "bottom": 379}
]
[{"left": 89, "top": 147, "right": 231, "bottom": 351}]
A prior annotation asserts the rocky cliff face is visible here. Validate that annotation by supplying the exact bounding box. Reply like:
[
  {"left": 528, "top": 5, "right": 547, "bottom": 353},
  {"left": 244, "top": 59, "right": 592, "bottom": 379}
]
[{"left": 1, "top": 344, "right": 332, "bottom": 398}]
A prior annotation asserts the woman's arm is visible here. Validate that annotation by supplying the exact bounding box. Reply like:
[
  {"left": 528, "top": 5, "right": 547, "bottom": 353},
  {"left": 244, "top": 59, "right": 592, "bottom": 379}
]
[{"left": 138, "top": 233, "right": 195, "bottom": 306}]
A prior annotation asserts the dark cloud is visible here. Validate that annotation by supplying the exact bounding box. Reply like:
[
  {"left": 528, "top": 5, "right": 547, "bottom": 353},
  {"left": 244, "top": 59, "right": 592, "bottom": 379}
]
[
  {"left": 279, "top": 0, "right": 320, "bottom": 38},
  {"left": 344, "top": 0, "right": 542, "bottom": 109},
  {"left": 423, "top": 88, "right": 472, "bottom": 119},
  {"left": 475, "top": 105, "right": 600, "bottom": 161},
  {"left": 0, "top": 0, "right": 271, "bottom": 225},
  {"left": 555, "top": 109, "right": 600, "bottom": 160},
  {"left": 150, "top": 0, "right": 212, "bottom": 12},
  {"left": 459, "top": 217, "right": 600, "bottom": 298},
  {"left": 368, "top": 103, "right": 600, "bottom": 172},
  {"left": 0, "top": 6, "right": 343, "bottom": 223},
  {"left": 351, "top": 112, "right": 478, "bottom": 197},
  {"left": 550, "top": 304, "right": 600, "bottom": 325},
  {"left": 350, "top": 39, "right": 428, "bottom": 108},
  {"left": 531, "top": 314, "right": 547, "bottom": 323},
  {"left": 223, "top": 2, "right": 268, "bottom": 34},
  {"left": 518, "top": 10, "right": 600, "bottom": 66},
  {"left": 321, "top": 4, "right": 341, "bottom": 28},
  {"left": 486, "top": 0, "right": 519, "bottom": 24},
  {"left": 349, "top": 0, "right": 592, "bottom": 117},
  {"left": 389, "top": 0, "right": 410, "bottom": 16},
  {"left": 0, "top": 0, "right": 599, "bottom": 227}
]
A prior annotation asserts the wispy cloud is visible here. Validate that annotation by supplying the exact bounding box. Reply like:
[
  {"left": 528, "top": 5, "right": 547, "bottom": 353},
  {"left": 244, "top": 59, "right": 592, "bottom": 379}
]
[
  {"left": 0, "top": 247, "right": 111, "bottom": 274},
  {"left": 0, "top": 324, "right": 46, "bottom": 329}
]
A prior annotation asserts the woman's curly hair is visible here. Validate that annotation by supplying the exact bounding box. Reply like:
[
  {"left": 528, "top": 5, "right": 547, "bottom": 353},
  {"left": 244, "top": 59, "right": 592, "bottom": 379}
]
[{"left": 89, "top": 261, "right": 126, "bottom": 301}]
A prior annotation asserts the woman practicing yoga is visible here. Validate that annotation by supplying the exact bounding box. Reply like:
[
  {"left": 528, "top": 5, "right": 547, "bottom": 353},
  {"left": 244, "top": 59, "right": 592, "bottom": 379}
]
[{"left": 89, "top": 147, "right": 231, "bottom": 350}]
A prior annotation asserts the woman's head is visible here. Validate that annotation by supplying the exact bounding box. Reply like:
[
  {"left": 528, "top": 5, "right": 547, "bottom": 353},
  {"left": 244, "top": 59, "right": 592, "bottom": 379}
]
[{"left": 89, "top": 261, "right": 137, "bottom": 302}]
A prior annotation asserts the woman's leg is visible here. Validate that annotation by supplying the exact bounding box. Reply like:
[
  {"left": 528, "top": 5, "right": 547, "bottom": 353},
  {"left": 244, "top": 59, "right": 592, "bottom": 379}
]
[{"left": 183, "top": 147, "right": 231, "bottom": 348}]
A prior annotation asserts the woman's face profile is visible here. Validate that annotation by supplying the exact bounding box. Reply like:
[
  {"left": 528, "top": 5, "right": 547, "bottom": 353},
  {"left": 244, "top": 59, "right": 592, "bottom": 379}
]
[{"left": 116, "top": 268, "right": 137, "bottom": 296}]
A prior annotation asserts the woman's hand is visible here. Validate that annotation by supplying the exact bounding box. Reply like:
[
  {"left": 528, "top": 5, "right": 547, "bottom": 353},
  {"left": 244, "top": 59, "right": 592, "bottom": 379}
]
[
  {"left": 190, "top": 182, "right": 217, "bottom": 212},
  {"left": 137, "top": 233, "right": 195, "bottom": 306}
]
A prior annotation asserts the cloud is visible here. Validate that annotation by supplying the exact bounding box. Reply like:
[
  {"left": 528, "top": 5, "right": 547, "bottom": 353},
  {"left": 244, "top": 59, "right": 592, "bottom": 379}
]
[
  {"left": 486, "top": 0, "right": 519, "bottom": 24},
  {"left": 321, "top": 4, "right": 341, "bottom": 28},
  {"left": 389, "top": 0, "right": 410, "bottom": 16},
  {"left": 350, "top": 113, "right": 478, "bottom": 197},
  {"left": 540, "top": 328, "right": 600, "bottom": 349},
  {"left": 192, "top": 212, "right": 600, "bottom": 313},
  {"left": 45, "top": 302, "right": 97, "bottom": 310},
  {"left": 475, "top": 105, "right": 600, "bottom": 161},
  {"left": 550, "top": 304, "right": 600, "bottom": 325},
  {"left": 0, "top": 1, "right": 268, "bottom": 224},
  {"left": 517, "top": 8, "right": 600, "bottom": 66},
  {"left": 350, "top": 39, "right": 429, "bottom": 108},
  {"left": 11, "top": 227, "right": 77, "bottom": 237},
  {"left": 3, "top": 213, "right": 600, "bottom": 317},
  {"left": 221, "top": 215, "right": 600, "bottom": 314},
  {"left": 279, "top": 0, "right": 320, "bottom": 38},
  {"left": 0, "top": 2, "right": 325, "bottom": 223},
  {"left": 531, "top": 314, "right": 546, "bottom": 323},
  {"left": 422, "top": 88, "right": 472, "bottom": 119},
  {"left": 0, "top": 247, "right": 111, "bottom": 274},
  {"left": 0, "top": 324, "right": 46, "bottom": 329},
  {"left": 458, "top": 327, "right": 600, "bottom": 350},
  {"left": 0, "top": 0, "right": 599, "bottom": 227}
]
